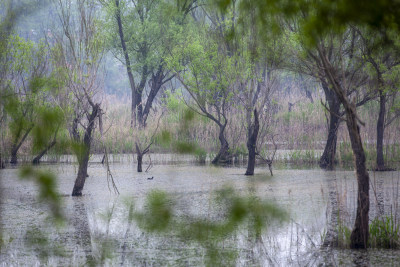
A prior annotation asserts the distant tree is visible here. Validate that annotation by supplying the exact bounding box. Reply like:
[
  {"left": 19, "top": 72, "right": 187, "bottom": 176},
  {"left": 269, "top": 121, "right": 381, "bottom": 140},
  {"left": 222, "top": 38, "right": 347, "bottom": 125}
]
[
  {"left": 101, "top": 0, "right": 174, "bottom": 128},
  {"left": 286, "top": 24, "right": 371, "bottom": 170},
  {"left": 167, "top": 22, "right": 238, "bottom": 164},
  {"left": 215, "top": 0, "right": 389, "bottom": 249},
  {"left": 1, "top": 36, "right": 58, "bottom": 164},
  {"left": 358, "top": 29, "right": 400, "bottom": 171}
]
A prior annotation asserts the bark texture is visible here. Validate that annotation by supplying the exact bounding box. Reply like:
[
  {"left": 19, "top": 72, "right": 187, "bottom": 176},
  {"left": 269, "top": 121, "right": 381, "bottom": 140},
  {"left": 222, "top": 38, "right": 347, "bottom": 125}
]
[
  {"left": 245, "top": 109, "right": 259, "bottom": 175},
  {"left": 211, "top": 123, "right": 232, "bottom": 164},
  {"left": 318, "top": 46, "right": 370, "bottom": 248},
  {"left": 10, "top": 126, "right": 33, "bottom": 164},
  {"left": 32, "top": 139, "right": 56, "bottom": 165},
  {"left": 376, "top": 91, "right": 386, "bottom": 170},
  {"left": 72, "top": 104, "right": 100, "bottom": 196},
  {"left": 319, "top": 81, "right": 341, "bottom": 170}
]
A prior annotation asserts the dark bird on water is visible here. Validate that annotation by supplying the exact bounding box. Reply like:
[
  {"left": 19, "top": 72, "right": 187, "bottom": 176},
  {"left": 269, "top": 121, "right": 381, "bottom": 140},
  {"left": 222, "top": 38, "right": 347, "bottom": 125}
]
[{"left": 147, "top": 176, "right": 154, "bottom": 180}]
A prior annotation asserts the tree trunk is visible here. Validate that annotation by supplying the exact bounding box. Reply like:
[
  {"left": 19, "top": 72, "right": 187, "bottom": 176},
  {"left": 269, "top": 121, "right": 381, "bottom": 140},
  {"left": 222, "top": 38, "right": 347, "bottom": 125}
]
[
  {"left": 32, "top": 140, "right": 56, "bottom": 165},
  {"left": 136, "top": 143, "right": 143, "bottom": 172},
  {"left": 0, "top": 153, "right": 4, "bottom": 169},
  {"left": 245, "top": 109, "right": 259, "bottom": 175},
  {"left": 320, "top": 81, "right": 341, "bottom": 170},
  {"left": 376, "top": 91, "right": 386, "bottom": 171},
  {"left": 115, "top": 0, "right": 137, "bottom": 128},
  {"left": 318, "top": 47, "right": 370, "bottom": 248},
  {"left": 72, "top": 104, "right": 99, "bottom": 196},
  {"left": 135, "top": 90, "right": 144, "bottom": 128},
  {"left": 142, "top": 69, "right": 165, "bottom": 127},
  {"left": 212, "top": 123, "right": 232, "bottom": 164},
  {"left": 72, "top": 145, "right": 90, "bottom": 196},
  {"left": 10, "top": 126, "right": 33, "bottom": 164},
  {"left": 137, "top": 154, "right": 143, "bottom": 172},
  {"left": 346, "top": 110, "right": 370, "bottom": 249},
  {"left": 131, "top": 88, "right": 136, "bottom": 127}
]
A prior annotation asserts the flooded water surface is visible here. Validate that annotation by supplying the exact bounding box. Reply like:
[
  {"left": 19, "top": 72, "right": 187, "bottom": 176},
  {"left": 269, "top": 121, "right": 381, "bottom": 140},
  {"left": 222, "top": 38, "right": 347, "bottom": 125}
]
[{"left": 1, "top": 155, "right": 400, "bottom": 266}]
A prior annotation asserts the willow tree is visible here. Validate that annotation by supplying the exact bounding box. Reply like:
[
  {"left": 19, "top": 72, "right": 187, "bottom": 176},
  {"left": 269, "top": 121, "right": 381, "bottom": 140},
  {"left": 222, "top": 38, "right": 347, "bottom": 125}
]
[
  {"left": 101, "top": 0, "right": 174, "bottom": 128},
  {"left": 358, "top": 29, "right": 400, "bottom": 171},
  {"left": 168, "top": 23, "right": 238, "bottom": 164},
  {"left": 214, "top": 0, "right": 396, "bottom": 249},
  {"left": 53, "top": 0, "right": 105, "bottom": 196},
  {"left": 1, "top": 35, "right": 60, "bottom": 165}
]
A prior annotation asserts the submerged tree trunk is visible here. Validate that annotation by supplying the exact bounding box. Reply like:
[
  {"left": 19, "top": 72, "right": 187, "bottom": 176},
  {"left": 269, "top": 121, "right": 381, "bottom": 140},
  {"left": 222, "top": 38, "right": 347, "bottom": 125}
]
[
  {"left": 245, "top": 109, "right": 259, "bottom": 175},
  {"left": 135, "top": 142, "right": 151, "bottom": 173},
  {"left": 32, "top": 140, "right": 56, "bottom": 165},
  {"left": 32, "top": 127, "right": 59, "bottom": 165},
  {"left": 212, "top": 123, "right": 232, "bottom": 164},
  {"left": 346, "top": 107, "right": 370, "bottom": 249},
  {"left": 320, "top": 81, "right": 341, "bottom": 170},
  {"left": 137, "top": 154, "right": 143, "bottom": 172},
  {"left": 0, "top": 154, "right": 4, "bottom": 169},
  {"left": 376, "top": 91, "right": 386, "bottom": 171},
  {"left": 136, "top": 143, "right": 143, "bottom": 172},
  {"left": 72, "top": 104, "right": 100, "bottom": 196},
  {"left": 10, "top": 126, "right": 33, "bottom": 164}
]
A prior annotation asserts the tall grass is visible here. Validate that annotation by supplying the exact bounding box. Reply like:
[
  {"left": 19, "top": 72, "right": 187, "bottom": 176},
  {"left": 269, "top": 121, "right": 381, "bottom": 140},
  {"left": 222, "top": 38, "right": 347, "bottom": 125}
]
[{"left": 1, "top": 92, "right": 399, "bottom": 167}]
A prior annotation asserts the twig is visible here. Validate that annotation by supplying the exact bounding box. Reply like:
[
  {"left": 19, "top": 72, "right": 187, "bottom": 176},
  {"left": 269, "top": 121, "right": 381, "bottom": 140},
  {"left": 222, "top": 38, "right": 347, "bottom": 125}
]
[{"left": 145, "top": 154, "right": 153, "bottom": 172}]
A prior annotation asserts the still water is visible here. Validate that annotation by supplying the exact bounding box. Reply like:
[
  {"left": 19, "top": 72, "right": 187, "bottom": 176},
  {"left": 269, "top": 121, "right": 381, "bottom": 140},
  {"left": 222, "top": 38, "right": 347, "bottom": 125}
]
[{"left": 1, "top": 155, "right": 400, "bottom": 266}]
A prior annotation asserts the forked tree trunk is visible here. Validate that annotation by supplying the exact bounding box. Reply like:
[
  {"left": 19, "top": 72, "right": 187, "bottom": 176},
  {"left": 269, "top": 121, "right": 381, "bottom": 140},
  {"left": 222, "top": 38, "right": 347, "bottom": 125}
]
[
  {"left": 320, "top": 81, "right": 341, "bottom": 170},
  {"left": 245, "top": 109, "right": 259, "bottom": 175},
  {"left": 376, "top": 91, "right": 386, "bottom": 171},
  {"left": 72, "top": 104, "right": 100, "bottom": 196},
  {"left": 212, "top": 123, "right": 232, "bottom": 164},
  {"left": 135, "top": 142, "right": 151, "bottom": 173}
]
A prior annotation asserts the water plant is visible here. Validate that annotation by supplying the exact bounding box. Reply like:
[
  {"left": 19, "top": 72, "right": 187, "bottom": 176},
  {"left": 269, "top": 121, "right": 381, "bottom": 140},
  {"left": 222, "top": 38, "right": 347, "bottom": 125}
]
[{"left": 369, "top": 215, "right": 400, "bottom": 248}]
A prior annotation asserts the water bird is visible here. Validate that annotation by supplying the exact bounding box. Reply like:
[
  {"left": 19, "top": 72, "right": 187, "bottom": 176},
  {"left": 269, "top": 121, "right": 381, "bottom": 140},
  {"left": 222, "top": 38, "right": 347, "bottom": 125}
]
[{"left": 147, "top": 176, "right": 154, "bottom": 180}]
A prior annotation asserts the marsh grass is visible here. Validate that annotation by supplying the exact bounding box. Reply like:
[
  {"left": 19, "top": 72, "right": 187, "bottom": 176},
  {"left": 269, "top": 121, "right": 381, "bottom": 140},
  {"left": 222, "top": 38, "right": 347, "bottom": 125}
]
[
  {"left": 1, "top": 94, "right": 399, "bottom": 168},
  {"left": 369, "top": 214, "right": 400, "bottom": 248}
]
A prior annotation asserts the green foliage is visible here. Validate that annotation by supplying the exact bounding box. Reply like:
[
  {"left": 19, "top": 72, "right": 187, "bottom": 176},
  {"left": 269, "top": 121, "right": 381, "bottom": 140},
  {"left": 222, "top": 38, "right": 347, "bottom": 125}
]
[
  {"left": 132, "top": 186, "right": 287, "bottom": 265},
  {"left": 216, "top": 0, "right": 400, "bottom": 47},
  {"left": 71, "top": 141, "right": 89, "bottom": 165},
  {"left": 134, "top": 190, "right": 173, "bottom": 232},
  {"left": 24, "top": 226, "right": 66, "bottom": 261},
  {"left": 369, "top": 215, "right": 400, "bottom": 248},
  {"left": 31, "top": 107, "right": 64, "bottom": 152},
  {"left": 337, "top": 221, "right": 351, "bottom": 248},
  {"left": 286, "top": 150, "right": 318, "bottom": 164}
]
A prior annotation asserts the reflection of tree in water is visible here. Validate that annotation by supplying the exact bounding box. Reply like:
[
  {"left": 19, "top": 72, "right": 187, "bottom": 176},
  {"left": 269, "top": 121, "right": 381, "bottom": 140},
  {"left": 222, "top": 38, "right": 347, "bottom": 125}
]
[
  {"left": 323, "top": 175, "right": 340, "bottom": 247},
  {"left": 322, "top": 174, "right": 354, "bottom": 247},
  {"left": 371, "top": 174, "right": 385, "bottom": 218},
  {"left": 71, "top": 198, "right": 93, "bottom": 264}
]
